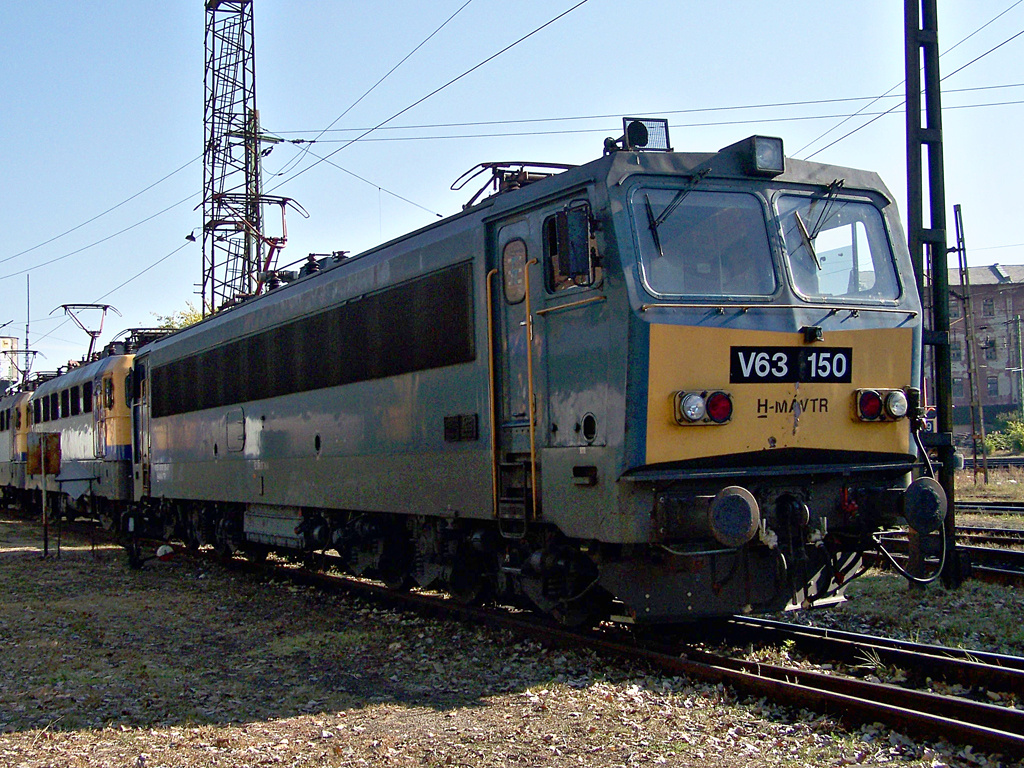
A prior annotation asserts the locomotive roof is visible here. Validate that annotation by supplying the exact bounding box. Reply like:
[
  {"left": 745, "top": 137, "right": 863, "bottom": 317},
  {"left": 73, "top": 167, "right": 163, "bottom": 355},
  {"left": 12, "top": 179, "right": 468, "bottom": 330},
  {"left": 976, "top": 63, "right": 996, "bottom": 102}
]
[
  {"left": 136, "top": 136, "right": 899, "bottom": 362},
  {"left": 475, "top": 146, "right": 894, "bottom": 222},
  {"left": 29, "top": 353, "right": 131, "bottom": 399}
]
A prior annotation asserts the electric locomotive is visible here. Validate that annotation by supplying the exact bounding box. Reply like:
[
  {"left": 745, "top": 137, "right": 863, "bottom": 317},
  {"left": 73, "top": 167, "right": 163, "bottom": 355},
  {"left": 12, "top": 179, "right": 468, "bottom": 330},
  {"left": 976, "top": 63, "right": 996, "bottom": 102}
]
[
  {"left": 44, "top": 120, "right": 946, "bottom": 625},
  {"left": 0, "top": 331, "right": 170, "bottom": 525},
  {"left": 24, "top": 350, "right": 136, "bottom": 523},
  {"left": 0, "top": 389, "right": 31, "bottom": 505}
]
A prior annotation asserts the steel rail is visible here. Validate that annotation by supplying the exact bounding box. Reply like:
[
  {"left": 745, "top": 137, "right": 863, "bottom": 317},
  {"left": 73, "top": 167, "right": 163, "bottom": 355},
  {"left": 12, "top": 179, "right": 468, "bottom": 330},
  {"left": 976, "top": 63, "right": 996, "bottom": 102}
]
[
  {"left": 208, "top": 554, "right": 1024, "bottom": 759},
  {"left": 865, "top": 550, "right": 1024, "bottom": 588},
  {"left": 959, "top": 531, "right": 1024, "bottom": 547},
  {"left": 876, "top": 535, "right": 1024, "bottom": 573},
  {"left": 721, "top": 615, "right": 1024, "bottom": 691},
  {"left": 13, "top": 514, "right": 1022, "bottom": 759},
  {"left": 957, "top": 500, "right": 1024, "bottom": 515}
]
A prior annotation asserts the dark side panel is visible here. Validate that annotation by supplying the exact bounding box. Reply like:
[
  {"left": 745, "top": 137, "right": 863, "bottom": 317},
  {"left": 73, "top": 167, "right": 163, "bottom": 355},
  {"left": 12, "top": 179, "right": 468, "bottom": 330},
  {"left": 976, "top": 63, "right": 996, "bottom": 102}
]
[{"left": 151, "top": 261, "right": 475, "bottom": 418}]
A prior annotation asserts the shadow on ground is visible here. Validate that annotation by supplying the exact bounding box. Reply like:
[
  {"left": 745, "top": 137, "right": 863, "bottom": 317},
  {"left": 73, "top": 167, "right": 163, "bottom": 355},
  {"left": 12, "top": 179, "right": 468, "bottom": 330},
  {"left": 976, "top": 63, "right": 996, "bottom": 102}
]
[{"left": 0, "top": 516, "right": 609, "bottom": 734}]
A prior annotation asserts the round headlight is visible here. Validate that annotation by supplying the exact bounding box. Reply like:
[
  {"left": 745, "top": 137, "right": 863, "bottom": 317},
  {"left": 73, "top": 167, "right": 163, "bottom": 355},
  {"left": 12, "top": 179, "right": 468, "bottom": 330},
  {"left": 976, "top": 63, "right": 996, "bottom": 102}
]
[
  {"left": 885, "top": 390, "right": 909, "bottom": 419},
  {"left": 706, "top": 391, "right": 733, "bottom": 423},
  {"left": 680, "top": 393, "right": 706, "bottom": 422},
  {"left": 858, "top": 390, "right": 883, "bottom": 421}
]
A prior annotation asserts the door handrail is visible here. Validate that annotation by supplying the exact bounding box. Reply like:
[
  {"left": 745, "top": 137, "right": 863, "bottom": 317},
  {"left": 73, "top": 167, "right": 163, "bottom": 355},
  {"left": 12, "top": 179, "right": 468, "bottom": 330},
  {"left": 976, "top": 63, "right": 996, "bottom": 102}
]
[
  {"left": 523, "top": 259, "right": 539, "bottom": 519},
  {"left": 485, "top": 268, "right": 500, "bottom": 519},
  {"left": 535, "top": 294, "right": 607, "bottom": 316}
]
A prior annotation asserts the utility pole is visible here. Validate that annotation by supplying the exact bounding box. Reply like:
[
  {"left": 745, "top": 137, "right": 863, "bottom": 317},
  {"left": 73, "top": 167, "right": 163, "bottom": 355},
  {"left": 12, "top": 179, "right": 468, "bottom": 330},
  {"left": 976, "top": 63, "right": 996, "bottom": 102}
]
[
  {"left": 201, "top": 0, "right": 292, "bottom": 316},
  {"left": 25, "top": 277, "right": 30, "bottom": 386},
  {"left": 905, "top": 0, "right": 961, "bottom": 587},
  {"left": 1017, "top": 316, "right": 1024, "bottom": 422},
  {"left": 952, "top": 205, "right": 987, "bottom": 483}
]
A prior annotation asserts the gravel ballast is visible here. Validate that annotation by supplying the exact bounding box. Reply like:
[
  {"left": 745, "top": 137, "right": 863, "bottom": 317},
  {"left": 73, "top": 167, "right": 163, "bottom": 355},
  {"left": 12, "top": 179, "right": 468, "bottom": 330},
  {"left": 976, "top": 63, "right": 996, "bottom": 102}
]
[{"left": 1, "top": 514, "right": 1020, "bottom": 768}]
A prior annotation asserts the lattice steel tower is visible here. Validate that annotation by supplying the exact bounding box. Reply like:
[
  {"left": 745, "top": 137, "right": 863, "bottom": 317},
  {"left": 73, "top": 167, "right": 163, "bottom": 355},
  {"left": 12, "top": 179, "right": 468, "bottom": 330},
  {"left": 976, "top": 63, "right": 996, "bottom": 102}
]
[{"left": 202, "top": 0, "right": 285, "bottom": 315}]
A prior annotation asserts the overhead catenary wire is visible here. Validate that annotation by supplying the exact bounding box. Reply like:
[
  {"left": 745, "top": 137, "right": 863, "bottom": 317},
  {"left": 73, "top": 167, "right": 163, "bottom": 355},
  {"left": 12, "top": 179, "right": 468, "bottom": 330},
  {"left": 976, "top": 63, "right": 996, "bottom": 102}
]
[
  {"left": 7, "top": 92, "right": 1023, "bottom": 285},
  {"left": 803, "top": 25, "right": 1024, "bottom": 160},
  {"left": 4, "top": 3, "right": 482, "bottom": 278},
  {"left": 298, "top": 149, "right": 444, "bottom": 218},
  {"left": 9, "top": 84, "right": 1022, "bottom": 283},
  {"left": 270, "top": 0, "right": 476, "bottom": 180},
  {"left": 266, "top": 98, "right": 1024, "bottom": 145},
  {"left": 795, "top": 0, "right": 1024, "bottom": 157},
  {"left": 0, "top": 193, "right": 198, "bottom": 282},
  {"left": 0, "top": 155, "right": 201, "bottom": 268},
  {"left": 267, "top": 82, "right": 1024, "bottom": 137},
  {"left": 28, "top": 242, "right": 192, "bottom": 351},
  {"left": 267, "top": 0, "right": 593, "bottom": 194},
  {"left": 7, "top": 3, "right": 1023, "bottom": 299}
]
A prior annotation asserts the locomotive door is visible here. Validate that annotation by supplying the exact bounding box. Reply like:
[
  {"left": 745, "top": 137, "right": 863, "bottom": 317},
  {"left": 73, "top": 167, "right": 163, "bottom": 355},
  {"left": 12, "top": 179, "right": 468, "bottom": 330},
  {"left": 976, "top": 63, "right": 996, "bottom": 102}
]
[
  {"left": 94, "top": 375, "right": 107, "bottom": 458},
  {"left": 130, "top": 359, "right": 151, "bottom": 500},
  {"left": 536, "top": 198, "right": 609, "bottom": 452},
  {"left": 493, "top": 218, "right": 544, "bottom": 530}
]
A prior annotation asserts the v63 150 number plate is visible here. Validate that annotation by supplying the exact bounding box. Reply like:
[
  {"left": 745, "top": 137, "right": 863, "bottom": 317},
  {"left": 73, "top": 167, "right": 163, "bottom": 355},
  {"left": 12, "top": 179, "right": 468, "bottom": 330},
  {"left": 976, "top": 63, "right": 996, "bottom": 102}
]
[{"left": 729, "top": 346, "right": 852, "bottom": 383}]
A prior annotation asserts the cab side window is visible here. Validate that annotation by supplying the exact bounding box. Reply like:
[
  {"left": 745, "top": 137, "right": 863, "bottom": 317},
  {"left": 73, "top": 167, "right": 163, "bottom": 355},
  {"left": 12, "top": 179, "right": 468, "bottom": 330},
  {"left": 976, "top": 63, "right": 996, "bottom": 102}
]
[{"left": 544, "top": 202, "right": 601, "bottom": 292}]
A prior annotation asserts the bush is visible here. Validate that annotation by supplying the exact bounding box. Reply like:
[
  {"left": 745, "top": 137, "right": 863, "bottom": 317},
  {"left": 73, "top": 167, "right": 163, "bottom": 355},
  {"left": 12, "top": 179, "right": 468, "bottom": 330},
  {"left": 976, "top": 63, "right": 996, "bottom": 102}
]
[{"left": 1004, "top": 419, "right": 1024, "bottom": 453}]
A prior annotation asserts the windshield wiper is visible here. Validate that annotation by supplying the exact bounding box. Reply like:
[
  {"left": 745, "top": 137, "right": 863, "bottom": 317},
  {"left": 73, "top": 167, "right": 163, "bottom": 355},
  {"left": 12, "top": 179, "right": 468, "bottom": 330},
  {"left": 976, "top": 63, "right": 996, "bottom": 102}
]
[
  {"left": 644, "top": 194, "right": 665, "bottom": 259},
  {"left": 650, "top": 168, "right": 710, "bottom": 231},
  {"left": 793, "top": 210, "right": 821, "bottom": 271},
  {"left": 808, "top": 178, "right": 845, "bottom": 238}
]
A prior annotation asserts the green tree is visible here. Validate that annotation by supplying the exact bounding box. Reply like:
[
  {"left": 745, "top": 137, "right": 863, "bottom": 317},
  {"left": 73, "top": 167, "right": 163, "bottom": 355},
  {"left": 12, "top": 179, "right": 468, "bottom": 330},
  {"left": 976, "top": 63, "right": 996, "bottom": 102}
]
[{"left": 152, "top": 301, "right": 203, "bottom": 330}]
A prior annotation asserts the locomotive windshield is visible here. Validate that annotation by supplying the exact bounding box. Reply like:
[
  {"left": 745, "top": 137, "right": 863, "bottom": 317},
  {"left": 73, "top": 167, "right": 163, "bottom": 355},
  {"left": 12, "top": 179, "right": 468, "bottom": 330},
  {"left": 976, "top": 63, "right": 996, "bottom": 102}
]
[
  {"left": 778, "top": 194, "right": 900, "bottom": 302},
  {"left": 633, "top": 189, "right": 777, "bottom": 298}
]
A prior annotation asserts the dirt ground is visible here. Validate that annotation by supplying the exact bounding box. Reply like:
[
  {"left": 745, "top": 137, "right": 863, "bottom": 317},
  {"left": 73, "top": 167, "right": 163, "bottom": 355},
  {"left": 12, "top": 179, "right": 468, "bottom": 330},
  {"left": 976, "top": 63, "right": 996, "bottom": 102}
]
[{"left": 0, "top": 514, "right": 1017, "bottom": 768}]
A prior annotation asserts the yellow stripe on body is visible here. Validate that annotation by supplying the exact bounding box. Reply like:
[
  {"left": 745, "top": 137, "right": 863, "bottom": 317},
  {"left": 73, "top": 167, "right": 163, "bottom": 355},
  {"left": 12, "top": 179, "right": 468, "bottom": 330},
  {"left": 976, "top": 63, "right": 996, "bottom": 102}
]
[{"left": 645, "top": 324, "right": 913, "bottom": 464}]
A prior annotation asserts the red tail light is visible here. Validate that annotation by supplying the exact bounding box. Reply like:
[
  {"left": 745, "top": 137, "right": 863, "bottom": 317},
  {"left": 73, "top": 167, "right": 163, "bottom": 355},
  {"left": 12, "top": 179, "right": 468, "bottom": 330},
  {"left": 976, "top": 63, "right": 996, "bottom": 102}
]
[
  {"left": 706, "top": 391, "right": 733, "bottom": 423},
  {"left": 857, "top": 390, "right": 884, "bottom": 420}
]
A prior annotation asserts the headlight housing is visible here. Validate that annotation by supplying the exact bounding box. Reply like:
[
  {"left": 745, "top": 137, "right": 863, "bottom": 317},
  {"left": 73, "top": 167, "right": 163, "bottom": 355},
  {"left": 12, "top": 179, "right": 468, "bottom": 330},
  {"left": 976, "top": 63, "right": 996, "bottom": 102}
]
[
  {"left": 674, "top": 390, "right": 732, "bottom": 425},
  {"left": 855, "top": 388, "right": 909, "bottom": 422}
]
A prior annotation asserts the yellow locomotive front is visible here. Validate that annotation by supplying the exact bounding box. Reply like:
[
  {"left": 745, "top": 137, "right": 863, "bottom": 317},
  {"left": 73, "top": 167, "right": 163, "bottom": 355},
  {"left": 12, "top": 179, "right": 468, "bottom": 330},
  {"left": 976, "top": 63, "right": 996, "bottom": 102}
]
[{"left": 599, "top": 135, "right": 942, "bottom": 621}]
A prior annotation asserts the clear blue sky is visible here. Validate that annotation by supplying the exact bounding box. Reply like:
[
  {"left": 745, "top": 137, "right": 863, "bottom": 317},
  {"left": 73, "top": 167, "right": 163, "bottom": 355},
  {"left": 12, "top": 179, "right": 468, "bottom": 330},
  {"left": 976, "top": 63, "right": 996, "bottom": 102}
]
[{"left": 2, "top": 1, "right": 1022, "bottom": 369}]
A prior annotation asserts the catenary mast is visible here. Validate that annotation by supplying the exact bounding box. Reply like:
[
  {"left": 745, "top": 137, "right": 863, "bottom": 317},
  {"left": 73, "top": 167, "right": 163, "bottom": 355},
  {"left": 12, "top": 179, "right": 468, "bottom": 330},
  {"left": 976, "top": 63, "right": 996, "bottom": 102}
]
[{"left": 201, "top": 0, "right": 287, "bottom": 315}]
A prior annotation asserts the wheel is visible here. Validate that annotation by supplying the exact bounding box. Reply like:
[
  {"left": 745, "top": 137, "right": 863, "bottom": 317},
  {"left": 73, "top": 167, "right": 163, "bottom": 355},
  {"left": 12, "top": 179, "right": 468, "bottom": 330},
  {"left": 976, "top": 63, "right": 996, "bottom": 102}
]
[{"left": 448, "top": 550, "right": 491, "bottom": 606}]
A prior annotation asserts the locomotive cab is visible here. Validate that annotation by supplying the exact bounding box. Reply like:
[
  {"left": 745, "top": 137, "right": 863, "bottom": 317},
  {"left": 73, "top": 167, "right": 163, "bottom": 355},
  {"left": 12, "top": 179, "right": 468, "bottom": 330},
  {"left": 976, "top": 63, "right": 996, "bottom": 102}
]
[{"left": 575, "top": 128, "right": 942, "bottom": 621}]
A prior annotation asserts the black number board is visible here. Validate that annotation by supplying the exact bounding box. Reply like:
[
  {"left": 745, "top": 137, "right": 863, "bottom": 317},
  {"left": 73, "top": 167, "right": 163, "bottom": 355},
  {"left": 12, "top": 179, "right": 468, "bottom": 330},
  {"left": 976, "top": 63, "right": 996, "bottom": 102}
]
[{"left": 729, "top": 346, "right": 853, "bottom": 384}]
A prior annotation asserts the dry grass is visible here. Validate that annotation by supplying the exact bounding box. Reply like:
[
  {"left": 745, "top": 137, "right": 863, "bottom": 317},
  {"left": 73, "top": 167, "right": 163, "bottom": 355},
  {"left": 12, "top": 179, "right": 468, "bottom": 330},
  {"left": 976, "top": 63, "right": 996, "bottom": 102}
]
[
  {"left": 2, "top": 515, "right": 1011, "bottom": 767},
  {"left": 956, "top": 466, "right": 1024, "bottom": 502}
]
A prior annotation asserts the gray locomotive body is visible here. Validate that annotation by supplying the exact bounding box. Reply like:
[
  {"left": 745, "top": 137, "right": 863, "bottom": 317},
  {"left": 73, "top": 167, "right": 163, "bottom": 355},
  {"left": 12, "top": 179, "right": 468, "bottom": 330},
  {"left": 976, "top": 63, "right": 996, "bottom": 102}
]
[{"left": 115, "top": 134, "right": 938, "bottom": 624}]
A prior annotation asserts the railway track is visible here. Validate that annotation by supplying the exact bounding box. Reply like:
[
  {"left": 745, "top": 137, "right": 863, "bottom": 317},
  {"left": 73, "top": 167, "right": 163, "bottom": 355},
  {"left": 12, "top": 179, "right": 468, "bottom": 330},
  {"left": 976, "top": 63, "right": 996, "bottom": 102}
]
[
  {"left": 205, "top": 549, "right": 1024, "bottom": 759},
  {"left": 872, "top": 529, "right": 1024, "bottom": 587},
  {"left": 962, "top": 456, "right": 1024, "bottom": 470},
  {"left": 8, "top": 511, "right": 1024, "bottom": 758},
  {"left": 719, "top": 615, "right": 1024, "bottom": 693},
  {"left": 957, "top": 499, "right": 1024, "bottom": 516}
]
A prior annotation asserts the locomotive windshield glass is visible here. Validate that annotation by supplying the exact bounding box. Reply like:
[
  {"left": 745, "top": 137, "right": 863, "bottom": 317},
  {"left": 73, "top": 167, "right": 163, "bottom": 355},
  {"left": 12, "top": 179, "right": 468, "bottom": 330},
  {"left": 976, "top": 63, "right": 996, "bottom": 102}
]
[
  {"left": 633, "top": 189, "right": 776, "bottom": 297},
  {"left": 777, "top": 194, "right": 900, "bottom": 302}
]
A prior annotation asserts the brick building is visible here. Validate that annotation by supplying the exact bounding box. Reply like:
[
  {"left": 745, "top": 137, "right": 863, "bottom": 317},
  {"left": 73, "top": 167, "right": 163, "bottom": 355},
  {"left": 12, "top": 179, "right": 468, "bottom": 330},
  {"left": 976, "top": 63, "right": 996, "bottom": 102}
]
[{"left": 944, "top": 264, "right": 1024, "bottom": 430}]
